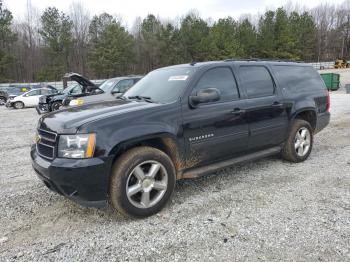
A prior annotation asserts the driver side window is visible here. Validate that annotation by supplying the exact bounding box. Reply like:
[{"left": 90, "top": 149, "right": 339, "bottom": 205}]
[
  {"left": 25, "top": 89, "right": 40, "bottom": 97},
  {"left": 113, "top": 79, "right": 134, "bottom": 93},
  {"left": 70, "top": 85, "right": 82, "bottom": 95},
  {"left": 193, "top": 67, "right": 239, "bottom": 103}
]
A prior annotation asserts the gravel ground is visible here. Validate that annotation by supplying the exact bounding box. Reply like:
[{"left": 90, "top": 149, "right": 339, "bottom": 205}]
[{"left": 0, "top": 94, "right": 349, "bottom": 261}]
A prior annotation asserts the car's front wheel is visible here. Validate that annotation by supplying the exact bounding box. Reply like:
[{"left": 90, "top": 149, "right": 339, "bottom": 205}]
[
  {"left": 14, "top": 101, "right": 24, "bottom": 109},
  {"left": 0, "top": 96, "right": 6, "bottom": 105},
  {"left": 281, "top": 119, "right": 313, "bottom": 162},
  {"left": 51, "top": 101, "right": 62, "bottom": 111},
  {"left": 110, "top": 146, "right": 176, "bottom": 218}
]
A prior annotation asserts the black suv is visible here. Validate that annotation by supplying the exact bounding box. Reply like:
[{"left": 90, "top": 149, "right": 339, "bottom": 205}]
[{"left": 31, "top": 60, "right": 330, "bottom": 218}]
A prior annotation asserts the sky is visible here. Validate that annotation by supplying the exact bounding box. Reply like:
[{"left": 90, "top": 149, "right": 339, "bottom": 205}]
[{"left": 3, "top": 0, "right": 344, "bottom": 27}]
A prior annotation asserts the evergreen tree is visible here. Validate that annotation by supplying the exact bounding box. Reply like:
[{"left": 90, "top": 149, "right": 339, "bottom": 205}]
[
  {"left": 0, "top": 0, "right": 16, "bottom": 82},
  {"left": 88, "top": 22, "right": 135, "bottom": 78},
  {"left": 236, "top": 18, "right": 257, "bottom": 58},
  {"left": 39, "top": 7, "right": 73, "bottom": 80},
  {"left": 179, "top": 13, "right": 210, "bottom": 61},
  {"left": 257, "top": 10, "right": 276, "bottom": 58},
  {"left": 209, "top": 17, "right": 241, "bottom": 60}
]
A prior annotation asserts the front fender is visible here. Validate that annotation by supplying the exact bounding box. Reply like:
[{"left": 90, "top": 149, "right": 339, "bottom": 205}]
[{"left": 105, "top": 124, "right": 178, "bottom": 156}]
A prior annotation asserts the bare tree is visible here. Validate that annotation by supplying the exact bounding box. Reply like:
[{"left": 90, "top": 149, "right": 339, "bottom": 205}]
[{"left": 69, "top": 1, "right": 90, "bottom": 75}]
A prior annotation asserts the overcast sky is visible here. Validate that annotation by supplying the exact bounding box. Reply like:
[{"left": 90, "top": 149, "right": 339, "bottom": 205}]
[{"left": 4, "top": 0, "right": 344, "bottom": 27}]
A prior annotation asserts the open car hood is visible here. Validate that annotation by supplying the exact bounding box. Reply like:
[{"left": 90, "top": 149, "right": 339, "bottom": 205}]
[{"left": 63, "top": 73, "right": 97, "bottom": 89}]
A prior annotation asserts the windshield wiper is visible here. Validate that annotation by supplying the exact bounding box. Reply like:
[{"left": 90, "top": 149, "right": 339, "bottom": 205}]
[
  {"left": 118, "top": 95, "right": 127, "bottom": 100},
  {"left": 127, "top": 95, "right": 155, "bottom": 103}
]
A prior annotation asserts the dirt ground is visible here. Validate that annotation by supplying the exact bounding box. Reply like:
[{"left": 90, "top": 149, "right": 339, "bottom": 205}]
[{"left": 0, "top": 92, "right": 350, "bottom": 260}]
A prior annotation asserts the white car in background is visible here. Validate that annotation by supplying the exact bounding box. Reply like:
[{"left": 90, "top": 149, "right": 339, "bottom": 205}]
[{"left": 6, "top": 88, "right": 58, "bottom": 109}]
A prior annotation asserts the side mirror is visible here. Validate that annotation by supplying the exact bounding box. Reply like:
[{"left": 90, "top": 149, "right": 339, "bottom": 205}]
[{"left": 189, "top": 88, "right": 221, "bottom": 107}]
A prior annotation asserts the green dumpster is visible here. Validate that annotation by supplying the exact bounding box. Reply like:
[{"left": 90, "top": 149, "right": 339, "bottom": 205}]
[{"left": 320, "top": 73, "right": 340, "bottom": 91}]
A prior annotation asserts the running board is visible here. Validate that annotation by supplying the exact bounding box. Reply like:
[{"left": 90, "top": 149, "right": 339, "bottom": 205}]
[{"left": 180, "top": 146, "right": 282, "bottom": 179}]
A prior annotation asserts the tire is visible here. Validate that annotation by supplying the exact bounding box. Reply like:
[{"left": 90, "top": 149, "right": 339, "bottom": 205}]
[
  {"left": 281, "top": 119, "right": 313, "bottom": 163},
  {"left": 0, "top": 96, "right": 6, "bottom": 105},
  {"left": 110, "top": 146, "right": 176, "bottom": 218},
  {"left": 51, "top": 101, "right": 62, "bottom": 111},
  {"left": 14, "top": 101, "right": 24, "bottom": 109}
]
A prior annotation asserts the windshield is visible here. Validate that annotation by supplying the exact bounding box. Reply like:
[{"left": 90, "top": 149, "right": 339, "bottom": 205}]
[
  {"left": 124, "top": 67, "right": 195, "bottom": 103},
  {"left": 99, "top": 79, "right": 118, "bottom": 92},
  {"left": 62, "top": 84, "right": 81, "bottom": 94}
]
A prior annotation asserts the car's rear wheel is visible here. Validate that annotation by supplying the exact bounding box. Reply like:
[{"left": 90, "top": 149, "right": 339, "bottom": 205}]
[
  {"left": 110, "top": 146, "right": 176, "bottom": 218},
  {"left": 14, "top": 101, "right": 24, "bottom": 109},
  {"left": 281, "top": 119, "right": 313, "bottom": 162},
  {"left": 51, "top": 101, "right": 62, "bottom": 111}
]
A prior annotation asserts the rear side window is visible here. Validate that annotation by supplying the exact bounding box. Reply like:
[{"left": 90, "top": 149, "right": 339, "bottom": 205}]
[
  {"left": 193, "top": 67, "right": 239, "bottom": 102},
  {"left": 239, "top": 66, "right": 275, "bottom": 98},
  {"left": 272, "top": 65, "right": 326, "bottom": 92}
]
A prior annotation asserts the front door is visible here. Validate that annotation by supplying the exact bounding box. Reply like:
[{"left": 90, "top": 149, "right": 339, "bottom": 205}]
[
  {"left": 23, "top": 89, "right": 41, "bottom": 107},
  {"left": 238, "top": 65, "right": 289, "bottom": 150},
  {"left": 182, "top": 66, "right": 249, "bottom": 167}
]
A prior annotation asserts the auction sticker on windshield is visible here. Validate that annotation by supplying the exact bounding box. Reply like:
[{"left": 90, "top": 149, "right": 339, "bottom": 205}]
[{"left": 168, "top": 75, "right": 189, "bottom": 81}]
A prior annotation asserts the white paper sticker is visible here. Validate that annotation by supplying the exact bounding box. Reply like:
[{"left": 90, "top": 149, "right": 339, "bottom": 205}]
[{"left": 168, "top": 75, "right": 189, "bottom": 81}]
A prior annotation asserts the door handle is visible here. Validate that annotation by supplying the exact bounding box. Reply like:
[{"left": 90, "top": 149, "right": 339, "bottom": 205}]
[
  {"left": 231, "top": 108, "right": 246, "bottom": 115},
  {"left": 271, "top": 102, "right": 283, "bottom": 108}
]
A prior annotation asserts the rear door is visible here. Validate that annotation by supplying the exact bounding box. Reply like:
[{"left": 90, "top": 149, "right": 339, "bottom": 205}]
[
  {"left": 182, "top": 66, "right": 249, "bottom": 166},
  {"left": 238, "top": 65, "right": 289, "bottom": 150}
]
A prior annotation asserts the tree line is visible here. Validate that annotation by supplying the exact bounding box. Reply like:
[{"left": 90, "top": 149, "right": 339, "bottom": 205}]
[{"left": 0, "top": 0, "right": 349, "bottom": 83}]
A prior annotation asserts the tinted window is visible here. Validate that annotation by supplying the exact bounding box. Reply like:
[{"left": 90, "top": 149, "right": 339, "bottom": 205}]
[
  {"left": 113, "top": 79, "right": 134, "bottom": 93},
  {"left": 272, "top": 65, "right": 326, "bottom": 92},
  {"left": 239, "top": 66, "right": 274, "bottom": 98},
  {"left": 125, "top": 67, "right": 195, "bottom": 103},
  {"left": 40, "top": 89, "right": 55, "bottom": 95},
  {"left": 70, "top": 85, "right": 82, "bottom": 95},
  {"left": 99, "top": 79, "right": 118, "bottom": 92},
  {"left": 193, "top": 67, "right": 239, "bottom": 102},
  {"left": 25, "top": 90, "right": 40, "bottom": 96}
]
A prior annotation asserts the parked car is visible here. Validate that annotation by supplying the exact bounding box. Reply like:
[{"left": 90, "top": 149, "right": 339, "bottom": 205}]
[
  {"left": 31, "top": 60, "right": 330, "bottom": 218},
  {"left": 0, "top": 85, "right": 56, "bottom": 105},
  {"left": 36, "top": 73, "right": 101, "bottom": 114},
  {"left": 6, "top": 87, "right": 58, "bottom": 109},
  {"left": 65, "top": 76, "right": 142, "bottom": 107}
]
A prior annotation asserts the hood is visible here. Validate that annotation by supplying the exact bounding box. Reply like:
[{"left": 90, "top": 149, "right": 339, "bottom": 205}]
[
  {"left": 63, "top": 73, "right": 97, "bottom": 88},
  {"left": 69, "top": 92, "right": 115, "bottom": 105},
  {"left": 39, "top": 100, "right": 160, "bottom": 133}
]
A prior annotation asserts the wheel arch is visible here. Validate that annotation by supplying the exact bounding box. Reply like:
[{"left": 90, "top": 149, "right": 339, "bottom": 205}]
[
  {"left": 109, "top": 133, "right": 184, "bottom": 175},
  {"left": 291, "top": 108, "right": 317, "bottom": 132}
]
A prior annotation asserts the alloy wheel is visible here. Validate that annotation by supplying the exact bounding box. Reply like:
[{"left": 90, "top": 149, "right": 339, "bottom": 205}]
[
  {"left": 126, "top": 161, "right": 168, "bottom": 209},
  {"left": 294, "top": 127, "right": 311, "bottom": 157}
]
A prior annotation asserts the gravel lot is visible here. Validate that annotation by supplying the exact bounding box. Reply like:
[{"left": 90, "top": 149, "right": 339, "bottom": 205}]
[{"left": 0, "top": 93, "right": 349, "bottom": 261}]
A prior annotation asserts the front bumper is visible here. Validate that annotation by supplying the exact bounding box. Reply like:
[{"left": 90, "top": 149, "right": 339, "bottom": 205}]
[
  {"left": 36, "top": 103, "right": 50, "bottom": 114},
  {"left": 31, "top": 145, "right": 114, "bottom": 208},
  {"left": 5, "top": 101, "right": 14, "bottom": 108}
]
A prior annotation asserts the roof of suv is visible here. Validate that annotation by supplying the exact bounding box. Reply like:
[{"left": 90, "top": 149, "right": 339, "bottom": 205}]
[{"left": 160, "top": 59, "right": 311, "bottom": 70}]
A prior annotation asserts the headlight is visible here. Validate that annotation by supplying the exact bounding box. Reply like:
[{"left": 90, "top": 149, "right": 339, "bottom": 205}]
[
  {"left": 58, "top": 133, "right": 96, "bottom": 158},
  {"left": 69, "top": 99, "right": 84, "bottom": 106}
]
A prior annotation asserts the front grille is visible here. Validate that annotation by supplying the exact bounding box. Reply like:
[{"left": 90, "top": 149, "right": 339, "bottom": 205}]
[{"left": 36, "top": 129, "right": 57, "bottom": 160}]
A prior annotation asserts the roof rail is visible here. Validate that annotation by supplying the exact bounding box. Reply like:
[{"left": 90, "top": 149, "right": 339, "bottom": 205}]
[{"left": 224, "top": 58, "right": 304, "bottom": 63}]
